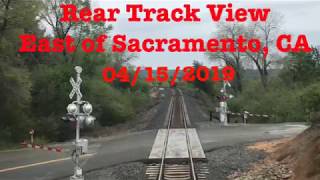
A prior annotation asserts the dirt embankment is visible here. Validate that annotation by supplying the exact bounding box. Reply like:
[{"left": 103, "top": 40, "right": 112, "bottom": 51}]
[
  {"left": 230, "top": 125, "right": 320, "bottom": 180},
  {"left": 275, "top": 125, "right": 320, "bottom": 180}
]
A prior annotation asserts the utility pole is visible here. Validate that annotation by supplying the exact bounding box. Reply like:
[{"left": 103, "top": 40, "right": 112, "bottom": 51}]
[{"left": 63, "top": 66, "right": 95, "bottom": 180}]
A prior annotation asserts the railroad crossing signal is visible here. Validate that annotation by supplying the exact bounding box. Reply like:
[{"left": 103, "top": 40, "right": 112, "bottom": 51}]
[
  {"left": 64, "top": 66, "right": 95, "bottom": 180},
  {"left": 219, "top": 80, "right": 233, "bottom": 126}
]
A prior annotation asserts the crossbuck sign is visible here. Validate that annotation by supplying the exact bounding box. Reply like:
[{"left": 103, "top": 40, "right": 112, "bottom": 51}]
[{"left": 69, "top": 75, "right": 83, "bottom": 100}]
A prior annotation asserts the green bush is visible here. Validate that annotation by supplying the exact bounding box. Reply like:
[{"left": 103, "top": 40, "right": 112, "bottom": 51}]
[
  {"left": 229, "top": 80, "right": 306, "bottom": 123},
  {"left": 29, "top": 64, "right": 152, "bottom": 141},
  {"left": 85, "top": 79, "right": 144, "bottom": 126},
  {"left": 0, "top": 63, "right": 33, "bottom": 142},
  {"left": 30, "top": 64, "right": 74, "bottom": 141},
  {"left": 300, "top": 82, "right": 320, "bottom": 124}
]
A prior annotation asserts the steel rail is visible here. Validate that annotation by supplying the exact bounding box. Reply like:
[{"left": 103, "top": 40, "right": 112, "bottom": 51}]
[
  {"left": 179, "top": 89, "right": 197, "bottom": 180},
  {"left": 157, "top": 95, "right": 175, "bottom": 180},
  {"left": 155, "top": 89, "right": 197, "bottom": 180}
]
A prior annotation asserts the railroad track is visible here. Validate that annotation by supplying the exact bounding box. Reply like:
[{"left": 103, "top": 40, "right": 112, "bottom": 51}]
[{"left": 145, "top": 89, "right": 209, "bottom": 180}]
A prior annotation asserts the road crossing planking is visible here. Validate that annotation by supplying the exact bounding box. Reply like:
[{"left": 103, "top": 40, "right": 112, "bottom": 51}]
[{"left": 148, "top": 128, "right": 205, "bottom": 160}]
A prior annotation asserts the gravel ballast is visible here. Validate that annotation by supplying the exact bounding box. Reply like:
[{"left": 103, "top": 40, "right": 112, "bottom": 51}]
[{"left": 77, "top": 143, "right": 265, "bottom": 180}]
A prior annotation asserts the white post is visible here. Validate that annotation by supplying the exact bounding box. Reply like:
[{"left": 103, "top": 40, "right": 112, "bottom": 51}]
[
  {"left": 220, "top": 101, "right": 228, "bottom": 125},
  {"left": 219, "top": 80, "right": 229, "bottom": 126},
  {"left": 29, "top": 129, "right": 34, "bottom": 144},
  {"left": 243, "top": 111, "right": 248, "bottom": 124},
  {"left": 224, "top": 101, "right": 228, "bottom": 126}
]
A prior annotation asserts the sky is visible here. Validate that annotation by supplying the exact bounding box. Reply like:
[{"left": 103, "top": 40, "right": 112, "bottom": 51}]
[{"left": 92, "top": 0, "right": 320, "bottom": 68}]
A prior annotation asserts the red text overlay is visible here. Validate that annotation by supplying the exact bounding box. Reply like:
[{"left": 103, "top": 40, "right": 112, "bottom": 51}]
[{"left": 102, "top": 66, "right": 235, "bottom": 87}]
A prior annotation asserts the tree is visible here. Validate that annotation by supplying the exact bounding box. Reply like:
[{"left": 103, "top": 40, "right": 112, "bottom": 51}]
[
  {"left": 40, "top": 0, "right": 76, "bottom": 61},
  {"left": 192, "top": 60, "right": 215, "bottom": 95},
  {"left": 40, "top": 0, "right": 112, "bottom": 62},
  {"left": 0, "top": 62, "right": 33, "bottom": 142},
  {"left": 207, "top": 12, "right": 283, "bottom": 89},
  {"left": 0, "top": 0, "right": 151, "bottom": 144},
  {"left": 0, "top": 0, "right": 41, "bottom": 142},
  {"left": 244, "top": 12, "right": 283, "bottom": 88},
  {"left": 280, "top": 48, "right": 320, "bottom": 85},
  {"left": 0, "top": 0, "right": 41, "bottom": 64},
  {"left": 0, "top": 0, "right": 10, "bottom": 38},
  {"left": 110, "top": 52, "right": 138, "bottom": 90},
  {"left": 206, "top": 22, "right": 245, "bottom": 92}
]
